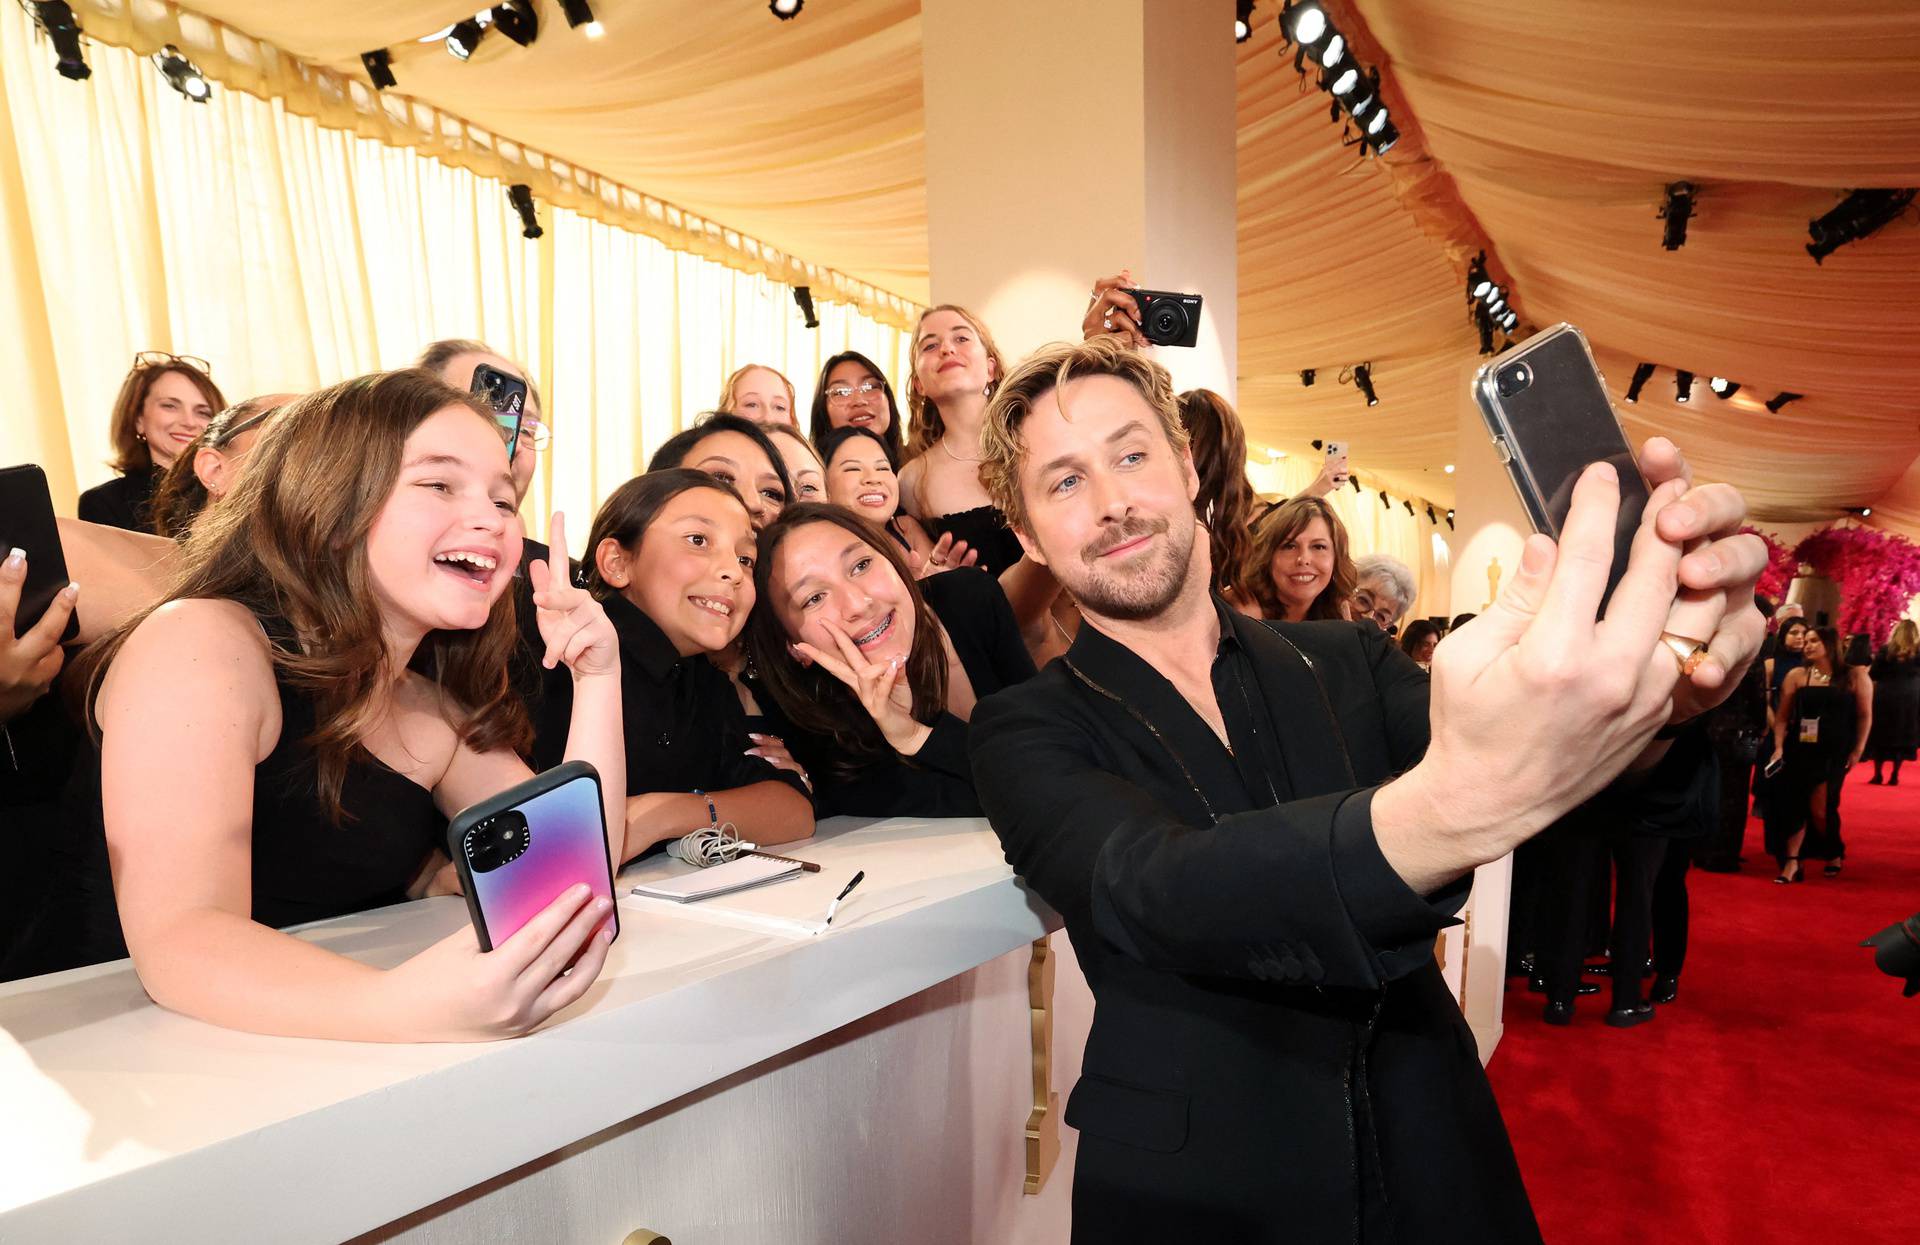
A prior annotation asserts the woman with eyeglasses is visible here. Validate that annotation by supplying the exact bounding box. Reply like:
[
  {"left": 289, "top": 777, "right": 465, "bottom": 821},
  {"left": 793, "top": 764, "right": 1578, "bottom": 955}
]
[
  {"left": 151, "top": 395, "right": 296, "bottom": 540},
  {"left": 810, "top": 351, "right": 905, "bottom": 467},
  {"left": 79, "top": 353, "right": 227, "bottom": 533}
]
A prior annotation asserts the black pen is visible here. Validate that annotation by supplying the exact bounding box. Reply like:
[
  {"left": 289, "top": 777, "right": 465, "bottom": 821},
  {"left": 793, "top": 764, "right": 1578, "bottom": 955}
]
[{"left": 825, "top": 870, "right": 865, "bottom": 926}]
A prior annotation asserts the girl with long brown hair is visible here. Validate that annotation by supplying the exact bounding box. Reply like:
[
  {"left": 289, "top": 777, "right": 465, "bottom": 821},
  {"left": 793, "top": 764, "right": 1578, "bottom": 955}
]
[
  {"left": 747, "top": 503, "right": 1034, "bottom": 817},
  {"left": 9, "top": 370, "right": 626, "bottom": 1041},
  {"left": 1235, "top": 496, "right": 1356, "bottom": 622},
  {"left": 79, "top": 353, "right": 227, "bottom": 532}
]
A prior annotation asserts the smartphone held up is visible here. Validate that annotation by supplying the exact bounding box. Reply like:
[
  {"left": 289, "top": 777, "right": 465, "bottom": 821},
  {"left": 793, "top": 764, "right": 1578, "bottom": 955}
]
[{"left": 1472, "top": 324, "right": 1653, "bottom": 615}]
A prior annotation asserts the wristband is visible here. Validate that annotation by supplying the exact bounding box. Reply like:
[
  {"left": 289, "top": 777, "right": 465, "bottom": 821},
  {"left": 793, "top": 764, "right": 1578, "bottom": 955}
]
[{"left": 691, "top": 788, "right": 718, "bottom": 829}]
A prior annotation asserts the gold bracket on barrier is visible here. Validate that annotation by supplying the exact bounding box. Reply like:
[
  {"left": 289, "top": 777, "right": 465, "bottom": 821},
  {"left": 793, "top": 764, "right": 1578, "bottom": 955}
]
[{"left": 1023, "top": 936, "right": 1061, "bottom": 1195}]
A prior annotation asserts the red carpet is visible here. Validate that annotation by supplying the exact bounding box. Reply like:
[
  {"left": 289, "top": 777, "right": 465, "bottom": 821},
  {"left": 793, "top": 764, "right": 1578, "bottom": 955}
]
[{"left": 1488, "top": 763, "right": 1920, "bottom": 1244}]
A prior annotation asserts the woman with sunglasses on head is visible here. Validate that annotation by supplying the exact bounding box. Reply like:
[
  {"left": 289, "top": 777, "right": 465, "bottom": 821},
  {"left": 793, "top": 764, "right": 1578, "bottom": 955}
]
[
  {"left": 150, "top": 394, "right": 295, "bottom": 540},
  {"left": 820, "top": 426, "right": 976, "bottom": 576},
  {"left": 898, "top": 305, "right": 1070, "bottom": 661},
  {"left": 5, "top": 370, "right": 625, "bottom": 1039},
  {"left": 79, "top": 353, "right": 227, "bottom": 533},
  {"left": 810, "top": 351, "right": 905, "bottom": 467},
  {"left": 747, "top": 504, "right": 1034, "bottom": 818},
  {"left": 719, "top": 363, "right": 798, "bottom": 427},
  {"left": 531, "top": 469, "right": 812, "bottom": 863},
  {"left": 1765, "top": 625, "right": 1872, "bottom": 883}
]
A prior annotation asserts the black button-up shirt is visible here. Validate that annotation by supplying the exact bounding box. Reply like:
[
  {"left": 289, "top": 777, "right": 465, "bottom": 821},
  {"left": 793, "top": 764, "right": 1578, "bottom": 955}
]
[{"left": 529, "top": 592, "right": 809, "bottom": 806}]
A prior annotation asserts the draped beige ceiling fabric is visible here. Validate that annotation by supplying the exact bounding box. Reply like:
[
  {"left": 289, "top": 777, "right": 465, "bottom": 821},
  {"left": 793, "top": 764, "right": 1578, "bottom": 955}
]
[
  {"left": 1340, "top": 0, "right": 1920, "bottom": 528},
  {"left": 163, "top": 0, "right": 932, "bottom": 306}
]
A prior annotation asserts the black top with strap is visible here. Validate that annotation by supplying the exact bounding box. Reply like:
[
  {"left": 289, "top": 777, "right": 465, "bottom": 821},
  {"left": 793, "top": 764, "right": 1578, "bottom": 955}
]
[{"left": 2, "top": 611, "right": 441, "bottom": 978}]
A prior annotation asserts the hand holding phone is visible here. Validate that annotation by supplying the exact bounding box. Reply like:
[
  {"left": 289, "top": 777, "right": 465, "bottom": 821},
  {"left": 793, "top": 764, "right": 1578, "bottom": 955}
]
[
  {"left": 449, "top": 760, "right": 619, "bottom": 952},
  {"left": 1764, "top": 752, "right": 1785, "bottom": 779},
  {"left": 1, "top": 547, "right": 76, "bottom": 721}
]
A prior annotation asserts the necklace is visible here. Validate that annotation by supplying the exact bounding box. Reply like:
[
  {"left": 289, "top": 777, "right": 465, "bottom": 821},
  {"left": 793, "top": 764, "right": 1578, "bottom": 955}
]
[{"left": 939, "top": 437, "right": 983, "bottom": 465}]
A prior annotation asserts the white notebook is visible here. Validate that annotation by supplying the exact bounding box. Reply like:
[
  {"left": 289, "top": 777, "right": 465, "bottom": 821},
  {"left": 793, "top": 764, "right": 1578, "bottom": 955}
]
[{"left": 630, "top": 855, "right": 802, "bottom": 903}]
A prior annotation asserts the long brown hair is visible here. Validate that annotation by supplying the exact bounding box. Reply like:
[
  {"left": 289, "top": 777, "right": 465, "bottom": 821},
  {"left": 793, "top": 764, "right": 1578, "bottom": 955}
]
[
  {"left": 905, "top": 304, "right": 1007, "bottom": 461},
  {"left": 73, "top": 370, "right": 530, "bottom": 824},
  {"left": 746, "top": 503, "right": 948, "bottom": 769},
  {"left": 1241, "top": 496, "right": 1356, "bottom": 621},
  {"left": 108, "top": 358, "right": 227, "bottom": 474},
  {"left": 1178, "top": 389, "right": 1254, "bottom": 596}
]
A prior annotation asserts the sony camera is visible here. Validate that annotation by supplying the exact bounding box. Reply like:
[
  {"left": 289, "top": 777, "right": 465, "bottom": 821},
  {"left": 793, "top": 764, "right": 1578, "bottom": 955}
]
[{"left": 1126, "top": 288, "right": 1204, "bottom": 348}]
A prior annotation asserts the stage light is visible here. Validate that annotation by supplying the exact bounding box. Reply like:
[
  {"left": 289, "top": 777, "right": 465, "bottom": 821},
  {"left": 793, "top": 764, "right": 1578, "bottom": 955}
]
[
  {"left": 1403, "top": 499, "right": 1415, "bottom": 516},
  {"left": 446, "top": 18, "right": 485, "bottom": 59},
  {"left": 1350, "top": 476, "right": 1362, "bottom": 494},
  {"left": 490, "top": 0, "right": 538, "bottom": 46},
  {"left": 794, "top": 285, "right": 819, "bottom": 329},
  {"left": 1674, "top": 370, "right": 1694, "bottom": 403},
  {"left": 507, "top": 184, "right": 542, "bottom": 239},
  {"left": 154, "top": 45, "right": 211, "bottom": 102},
  {"left": 1352, "top": 363, "right": 1378, "bottom": 407},
  {"left": 1499, "top": 309, "right": 1517, "bottom": 329},
  {"left": 1426, "top": 505, "right": 1438, "bottom": 525},
  {"left": 1659, "top": 181, "right": 1695, "bottom": 251},
  {"left": 1329, "top": 67, "right": 1359, "bottom": 97},
  {"left": 1444, "top": 464, "right": 1455, "bottom": 474},
  {"left": 558, "top": 0, "right": 603, "bottom": 36},
  {"left": 1379, "top": 490, "right": 1391, "bottom": 509},
  {"left": 1624, "top": 362, "right": 1655, "bottom": 403},
  {"left": 1765, "top": 391, "right": 1804, "bottom": 414},
  {"left": 1235, "top": 0, "right": 1253, "bottom": 43},
  {"left": 28, "top": 1, "right": 90, "bottom": 80},
  {"left": 1445, "top": 509, "right": 1455, "bottom": 530},
  {"left": 1371, "top": 120, "right": 1400, "bottom": 154},
  {"left": 1287, "top": 3, "right": 1327, "bottom": 45},
  {"left": 1471, "top": 278, "right": 1491, "bottom": 298},
  {"left": 1807, "top": 189, "right": 1917, "bottom": 264},
  {"left": 770, "top": 0, "right": 804, "bottom": 18},
  {"left": 1861, "top": 507, "right": 1873, "bottom": 518},
  {"left": 1300, "top": 369, "right": 1315, "bottom": 386},
  {"left": 1709, "top": 377, "right": 1740, "bottom": 399},
  {"left": 1320, "top": 35, "right": 1344, "bottom": 68},
  {"left": 1366, "top": 107, "right": 1390, "bottom": 137},
  {"left": 361, "top": 49, "right": 397, "bottom": 90}
]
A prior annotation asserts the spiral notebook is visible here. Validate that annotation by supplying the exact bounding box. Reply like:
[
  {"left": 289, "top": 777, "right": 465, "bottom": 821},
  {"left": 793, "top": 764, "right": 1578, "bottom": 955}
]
[{"left": 629, "top": 855, "right": 803, "bottom": 903}]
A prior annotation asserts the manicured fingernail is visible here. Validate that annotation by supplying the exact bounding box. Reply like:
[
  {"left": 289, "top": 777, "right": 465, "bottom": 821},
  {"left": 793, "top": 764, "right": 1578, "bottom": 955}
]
[
  {"left": 594, "top": 896, "right": 612, "bottom": 913},
  {"left": 574, "top": 883, "right": 592, "bottom": 899},
  {"left": 599, "top": 928, "right": 615, "bottom": 944},
  {"left": 1592, "top": 462, "right": 1617, "bottom": 482},
  {"left": 1521, "top": 539, "right": 1551, "bottom": 574},
  {"left": 63, "top": 582, "right": 79, "bottom": 598},
  {"left": 3, "top": 548, "right": 22, "bottom": 570}
]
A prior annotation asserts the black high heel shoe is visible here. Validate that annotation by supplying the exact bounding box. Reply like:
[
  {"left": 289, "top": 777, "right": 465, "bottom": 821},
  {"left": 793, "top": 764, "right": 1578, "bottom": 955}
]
[
  {"left": 1824, "top": 858, "right": 1844, "bottom": 878},
  {"left": 1773, "top": 857, "right": 1803, "bottom": 884}
]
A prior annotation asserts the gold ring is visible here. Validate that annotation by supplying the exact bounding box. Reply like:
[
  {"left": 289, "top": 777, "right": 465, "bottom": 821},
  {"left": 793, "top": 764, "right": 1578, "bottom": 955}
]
[{"left": 1660, "top": 631, "right": 1709, "bottom": 677}]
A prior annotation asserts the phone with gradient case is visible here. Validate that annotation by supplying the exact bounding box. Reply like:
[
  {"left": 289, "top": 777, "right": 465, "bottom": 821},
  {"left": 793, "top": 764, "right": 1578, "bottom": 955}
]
[
  {"left": 1473, "top": 323, "right": 1652, "bottom": 616},
  {"left": 448, "top": 760, "right": 618, "bottom": 952}
]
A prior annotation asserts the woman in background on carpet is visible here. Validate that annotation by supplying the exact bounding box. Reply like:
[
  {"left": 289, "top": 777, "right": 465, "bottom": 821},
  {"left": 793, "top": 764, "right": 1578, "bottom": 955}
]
[
  {"left": 1766, "top": 626, "right": 1872, "bottom": 883},
  {"left": 1867, "top": 620, "right": 1920, "bottom": 786}
]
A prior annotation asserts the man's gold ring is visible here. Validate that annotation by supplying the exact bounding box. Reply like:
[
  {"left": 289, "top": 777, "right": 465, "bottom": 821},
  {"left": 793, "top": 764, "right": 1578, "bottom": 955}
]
[{"left": 1660, "top": 631, "right": 1709, "bottom": 677}]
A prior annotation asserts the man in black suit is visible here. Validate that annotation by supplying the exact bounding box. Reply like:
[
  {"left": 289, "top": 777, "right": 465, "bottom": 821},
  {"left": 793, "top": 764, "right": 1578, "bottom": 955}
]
[{"left": 968, "top": 337, "right": 1766, "bottom": 1243}]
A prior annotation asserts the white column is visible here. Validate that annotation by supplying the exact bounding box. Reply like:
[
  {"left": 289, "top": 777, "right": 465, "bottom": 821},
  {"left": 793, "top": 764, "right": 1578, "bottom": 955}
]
[{"left": 921, "top": 0, "right": 1238, "bottom": 399}]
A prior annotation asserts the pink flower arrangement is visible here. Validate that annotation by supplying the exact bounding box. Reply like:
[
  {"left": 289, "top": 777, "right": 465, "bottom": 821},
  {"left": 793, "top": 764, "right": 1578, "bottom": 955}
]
[
  {"left": 1744, "top": 527, "right": 1799, "bottom": 603},
  {"left": 1792, "top": 525, "right": 1920, "bottom": 647}
]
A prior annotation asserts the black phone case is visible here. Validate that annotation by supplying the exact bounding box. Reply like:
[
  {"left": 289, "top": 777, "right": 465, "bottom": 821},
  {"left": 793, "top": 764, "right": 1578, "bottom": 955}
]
[{"left": 0, "top": 464, "right": 80, "bottom": 644}]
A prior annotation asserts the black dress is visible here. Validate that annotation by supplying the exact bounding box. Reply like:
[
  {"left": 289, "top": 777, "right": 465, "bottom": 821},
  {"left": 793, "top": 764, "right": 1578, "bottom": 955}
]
[
  {"left": 763, "top": 568, "right": 1035, "bottom": 818},
  {"left": 76, "top": 468, "right": 160, "bottom": 534},
  {"left": 925, "top": 504, "right": 1024, "bottom": 578},
  {"left": 1764, "top": 673, "right": 1858, "bottom": 866},
  {"left": 3, "top": 615, "right": 441, "bottom": 979},
  {"left": 1866, "top": 653, "right": 1920, "bottom": 763}
]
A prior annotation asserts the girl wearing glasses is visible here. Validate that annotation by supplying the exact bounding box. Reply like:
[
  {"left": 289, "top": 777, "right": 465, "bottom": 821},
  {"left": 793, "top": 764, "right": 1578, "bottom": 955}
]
[
  {"left": 80, "top": 353, "right": 227, "bottom": 534},
  {"left": 810, "top": 351, "right": 904, "bottom": 467}
]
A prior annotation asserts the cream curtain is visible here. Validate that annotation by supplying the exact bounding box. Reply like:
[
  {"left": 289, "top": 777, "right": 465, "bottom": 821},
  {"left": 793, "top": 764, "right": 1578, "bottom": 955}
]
[{"left": 1, "top": 2, "right": 910, "bottom": 527}]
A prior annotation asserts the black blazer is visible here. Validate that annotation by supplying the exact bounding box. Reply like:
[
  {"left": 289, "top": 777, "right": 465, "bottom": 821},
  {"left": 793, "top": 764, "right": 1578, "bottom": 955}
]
[
  {"left": 76, "top": 468, "right": 158, "bottom": 534},
  {"left": 771, "top": 567, "right": 1035, "bottom": 818},
  {"left": 970, "top": 610, "right": 1543, "bottom": 1244}
]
